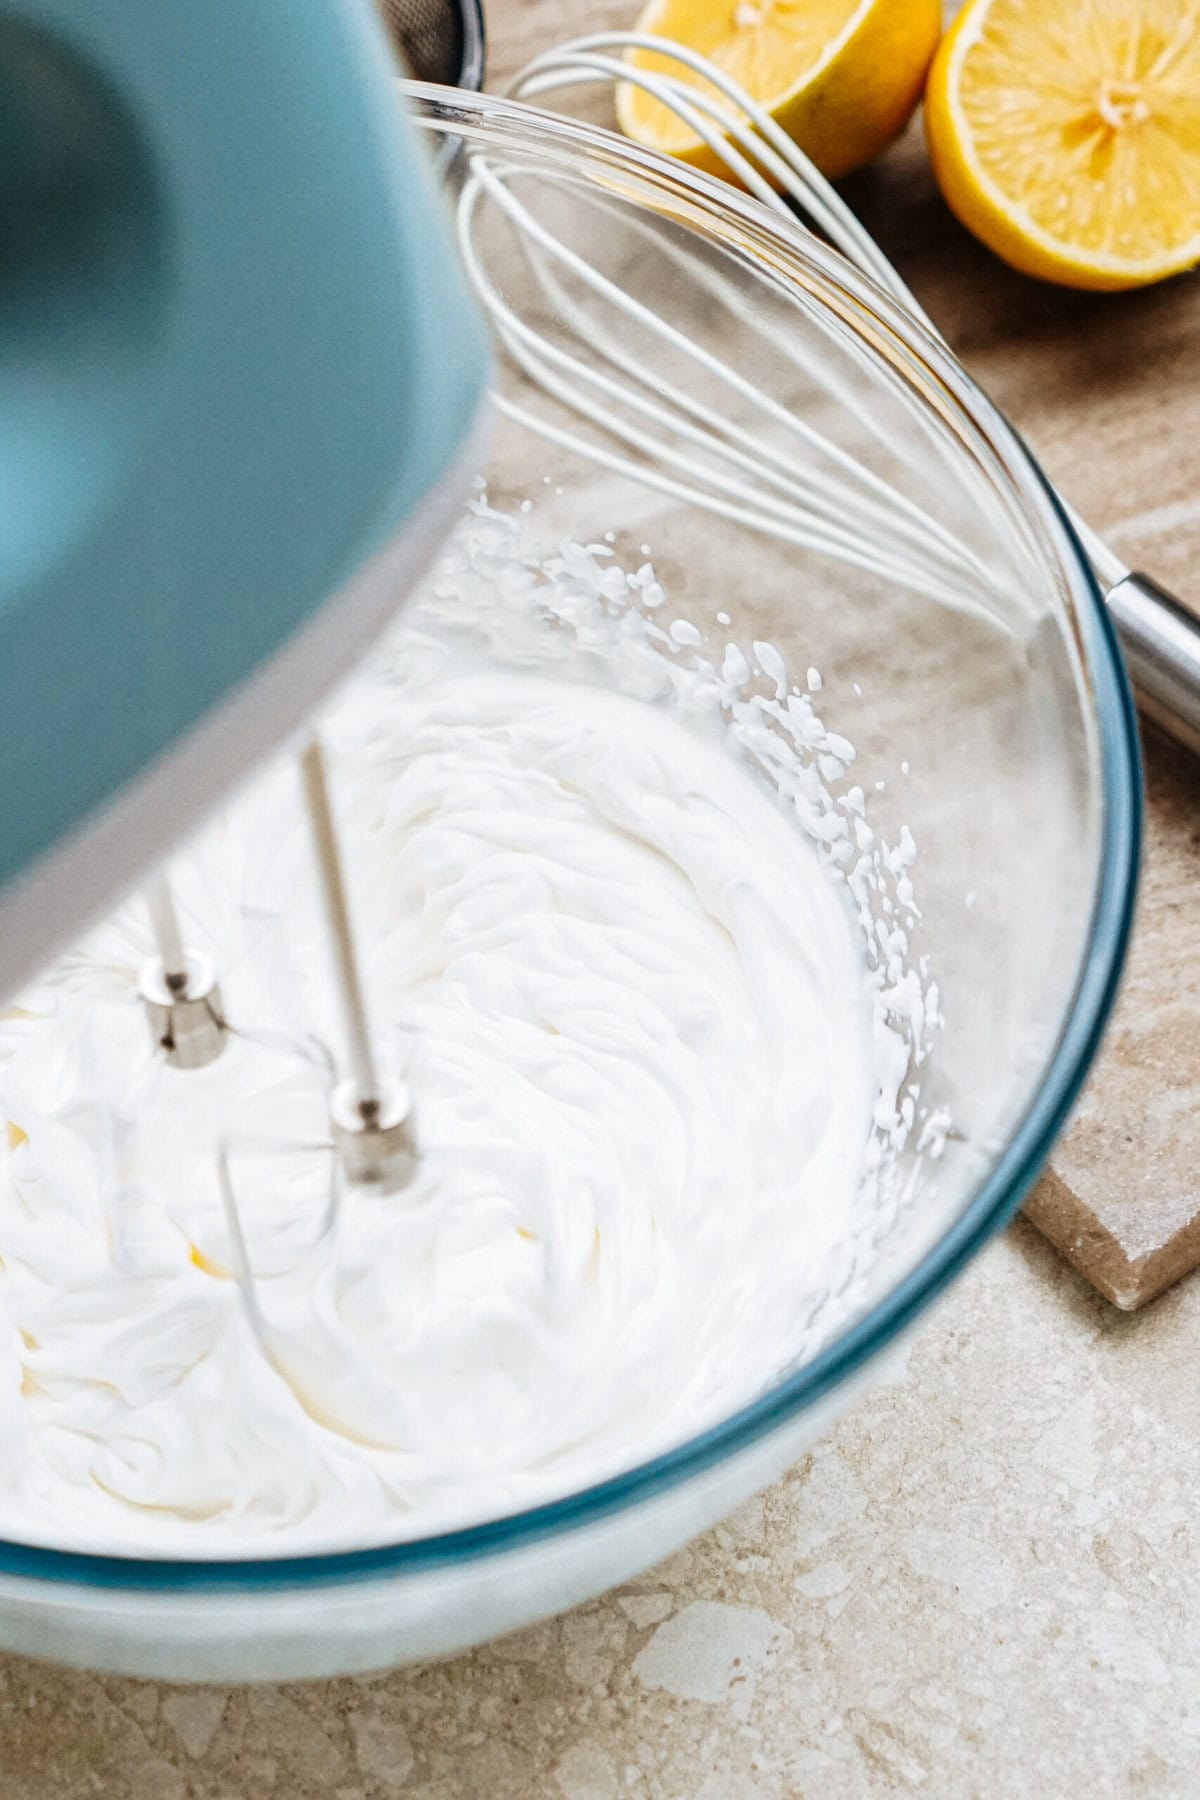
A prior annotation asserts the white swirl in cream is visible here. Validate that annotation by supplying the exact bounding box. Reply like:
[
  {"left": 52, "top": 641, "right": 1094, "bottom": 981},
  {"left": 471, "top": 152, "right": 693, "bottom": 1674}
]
[{"left": 0, "top": 510, "right": 912, "bottom": 1557}]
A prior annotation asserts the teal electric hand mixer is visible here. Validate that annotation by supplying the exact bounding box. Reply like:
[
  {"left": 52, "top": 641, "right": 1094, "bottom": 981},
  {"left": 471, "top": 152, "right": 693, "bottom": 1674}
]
[{"left": 0, "top": 1, "right": 488, "bottom": 1192}]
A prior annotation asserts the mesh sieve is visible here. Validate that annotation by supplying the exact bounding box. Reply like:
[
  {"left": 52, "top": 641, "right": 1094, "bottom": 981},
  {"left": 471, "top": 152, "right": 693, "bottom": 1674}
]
[{"left": 373, "top": 0, "right": 485, "bottom": 88}]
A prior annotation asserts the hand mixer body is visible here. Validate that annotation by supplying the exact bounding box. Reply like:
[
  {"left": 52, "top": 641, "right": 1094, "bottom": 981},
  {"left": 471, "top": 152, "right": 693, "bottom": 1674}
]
[{"left": 0, "top": 0, "right": 488, "bottom": 997}]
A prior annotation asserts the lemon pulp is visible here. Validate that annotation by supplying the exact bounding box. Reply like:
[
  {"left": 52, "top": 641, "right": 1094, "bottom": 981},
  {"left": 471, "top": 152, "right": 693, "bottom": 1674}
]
[{"left": 927, "top": 0, "right": 1200, "bottom": 289}]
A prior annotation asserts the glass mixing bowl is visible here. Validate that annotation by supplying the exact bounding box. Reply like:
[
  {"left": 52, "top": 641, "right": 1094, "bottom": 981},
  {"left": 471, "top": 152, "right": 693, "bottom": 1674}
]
[{"left": 0, "top": 90, "right": 1138, "bottom": 1681}]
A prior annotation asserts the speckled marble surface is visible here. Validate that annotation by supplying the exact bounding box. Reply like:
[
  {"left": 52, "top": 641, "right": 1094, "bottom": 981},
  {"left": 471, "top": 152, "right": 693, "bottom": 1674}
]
[
  {"left": 3, "top": 1220, "right": 1199, "bottom": 1797},
  {"left": 6, "top": 2, "right": 1199, "bottom": 1793}
]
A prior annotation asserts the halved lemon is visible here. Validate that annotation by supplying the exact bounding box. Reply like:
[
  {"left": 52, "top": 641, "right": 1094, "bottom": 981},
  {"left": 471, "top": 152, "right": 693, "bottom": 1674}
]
[
  {"left": 926, "top": 0, "right": 1200, "bottom": 291},
  {"left": 617, "top": 0, "right": 943, "bottom": 183}
]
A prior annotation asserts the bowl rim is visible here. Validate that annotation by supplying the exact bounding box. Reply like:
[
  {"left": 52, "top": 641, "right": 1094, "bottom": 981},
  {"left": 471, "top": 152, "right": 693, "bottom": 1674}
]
[{"left": 0, "top": 88, "right": 1141, "bottom": 1595}]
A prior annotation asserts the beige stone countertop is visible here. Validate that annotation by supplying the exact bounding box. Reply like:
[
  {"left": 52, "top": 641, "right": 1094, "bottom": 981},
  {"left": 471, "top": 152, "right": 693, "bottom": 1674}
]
[{"left": 5, "top": 3, "right": 1199, "bottom": 1795}]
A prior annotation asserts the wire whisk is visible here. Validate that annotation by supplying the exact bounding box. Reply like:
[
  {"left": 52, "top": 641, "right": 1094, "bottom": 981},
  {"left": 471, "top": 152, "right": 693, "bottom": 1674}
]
[{"left": 422, "top": 36, "right": 1200, "bottom": 751}]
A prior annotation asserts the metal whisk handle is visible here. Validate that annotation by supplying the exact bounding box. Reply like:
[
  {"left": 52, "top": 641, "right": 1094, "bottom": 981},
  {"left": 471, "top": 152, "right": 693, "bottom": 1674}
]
[{"left": 1108, "top": 574, "right": 1200, "bottom": 760}]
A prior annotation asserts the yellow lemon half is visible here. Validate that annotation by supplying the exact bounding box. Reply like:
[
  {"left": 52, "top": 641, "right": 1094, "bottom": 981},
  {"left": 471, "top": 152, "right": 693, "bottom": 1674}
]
[
  {"left": 926, "top": 0, "right": 1200, "bottom": 291},
  {"left": 617, "top": 0, "right": 943, "bottom": 184}
]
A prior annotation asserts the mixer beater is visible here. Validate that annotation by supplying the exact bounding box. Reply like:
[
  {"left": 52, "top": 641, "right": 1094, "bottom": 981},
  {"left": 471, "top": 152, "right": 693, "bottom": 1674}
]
[{"left": 129, "top": 731, "right": 418, "bottom": 1362}]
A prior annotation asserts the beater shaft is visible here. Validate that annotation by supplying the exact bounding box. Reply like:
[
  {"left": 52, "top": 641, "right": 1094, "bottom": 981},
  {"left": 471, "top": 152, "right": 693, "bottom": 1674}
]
[
  {"left": 145, "top": 876, "right": 188, "bottom": 987},
  {"left": 301, "top": 739, "right": 380, "bottom": 1110},
  {"left": 300, "top": 739, "right": 417, "bottom": 1191}
]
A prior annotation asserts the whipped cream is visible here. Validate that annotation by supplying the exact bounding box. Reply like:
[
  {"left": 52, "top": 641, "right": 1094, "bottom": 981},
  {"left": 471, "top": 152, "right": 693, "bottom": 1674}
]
[{"left": 0, "top": 499, "right": 927, "bottom": 1555}]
